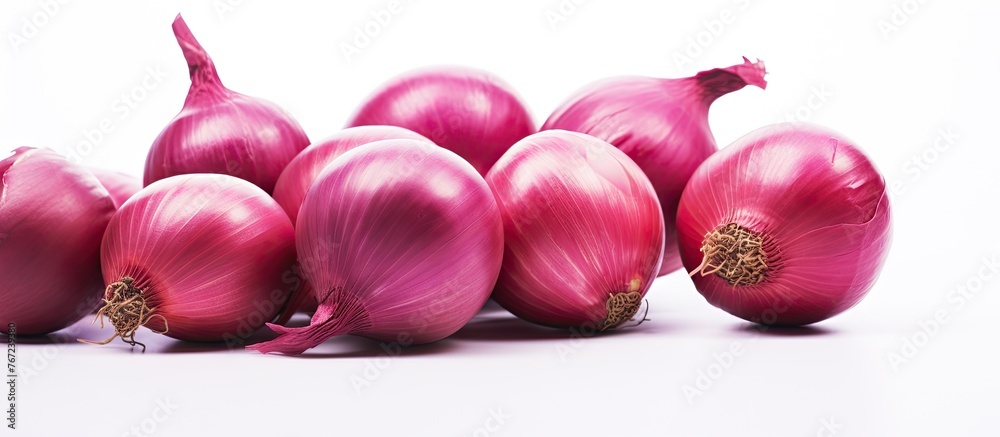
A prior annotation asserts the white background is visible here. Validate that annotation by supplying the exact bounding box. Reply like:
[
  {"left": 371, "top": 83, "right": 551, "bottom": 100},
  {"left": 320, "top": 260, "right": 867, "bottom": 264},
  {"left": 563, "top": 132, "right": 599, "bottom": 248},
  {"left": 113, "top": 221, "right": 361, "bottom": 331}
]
[{"left": 2, "top": 0, "right": 997, "bottom": 436}]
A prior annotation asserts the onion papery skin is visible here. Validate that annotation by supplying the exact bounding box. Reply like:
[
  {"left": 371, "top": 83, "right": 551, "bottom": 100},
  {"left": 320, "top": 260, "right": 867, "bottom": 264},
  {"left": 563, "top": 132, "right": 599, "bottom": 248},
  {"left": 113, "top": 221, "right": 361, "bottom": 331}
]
[
  {"left": 272, "top": 126, "right": 430, "bottom": 313},
  {"left": 0, "top": 148, "right": 115, "bottom": 335},
  {"left": 100, "top": 174, "right": 297, "bottom": 342},
  {"left": 677, "top": 123, "right": 892, "bottom": 326},
  {"left": 249, "top": 139, "right": 503, "bottom": 355},
  {"left": 346, "top": 65, "right": 535, "bottom": 176},
  {"left": 272, "top": 125, "right": 430, "bottom": 225},
  {"left": 486, "top": 130, "right": 664, "bottom": 330},
  {"left": 144, "top": 15, "right": 309, "bottom": 194},
  {"left": 543, "top": 58, "right": 767, "bottom": 276},
  {"left": 88, "top": 167, "right": 141, "bottom": 208}
]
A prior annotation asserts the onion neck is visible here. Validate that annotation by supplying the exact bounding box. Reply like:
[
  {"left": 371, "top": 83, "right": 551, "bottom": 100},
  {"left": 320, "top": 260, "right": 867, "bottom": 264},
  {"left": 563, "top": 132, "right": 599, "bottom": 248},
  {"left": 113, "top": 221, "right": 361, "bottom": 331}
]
[
  {"left": 172, "top": 14, "right": 228, "bottom": 104},
  {"left": 78, "top": 277, "right": 168, "bottom": 351},
  {"left": 247, "top": 292, "right": 372, "bottom": 355},
  {"left": 688, "top": 57, "right": 767, "bottom": 106},
  {"left": 689, "top": 223, "right": 772, "bottom": 286}
]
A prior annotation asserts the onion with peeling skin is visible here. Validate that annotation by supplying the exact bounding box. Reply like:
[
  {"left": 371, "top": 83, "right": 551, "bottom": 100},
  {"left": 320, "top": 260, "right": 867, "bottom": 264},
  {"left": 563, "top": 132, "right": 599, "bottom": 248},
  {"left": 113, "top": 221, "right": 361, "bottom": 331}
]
[
  {"left": 84, "top": 174, "right": 298, "bottom": 348},
  {"left": 678, "top": 123, "right": 892, "bottom": 325},
  {"left": 486, "top": 130, "right": 664, "bottom": 330},
  {"left": 543, "top": 57, "right": 767, "bottom": 276},
  {"left": 144, "top": 14, "right": 310, "bottom": 194},
  {"left": 0, "top": 148, "right": 115, "bottom": 335},
  {"left": 347, "top": 65, "right": 535, "bottom": 175}
]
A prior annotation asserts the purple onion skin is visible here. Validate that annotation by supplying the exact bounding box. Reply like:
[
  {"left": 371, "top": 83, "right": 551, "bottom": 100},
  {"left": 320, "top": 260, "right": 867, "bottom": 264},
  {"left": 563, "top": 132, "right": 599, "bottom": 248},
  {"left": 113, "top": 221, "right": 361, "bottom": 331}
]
[
  {"left": 678, "top": 123, "right": 891, "bottom": 325},
  {"left": 1, "top": 148, "right": 115, "bottom": 335},
  {"left": 544, "top": 58, "right": 767, "bottom": 276},
  {"left": 347, "top": 65, "right": 536, "bottom": 176},
  {"left": 88, "top": 167, "right": 141, "bottom": 208},
  {"left": 144, "top": 15, "right": 310, "bottom": 194}
]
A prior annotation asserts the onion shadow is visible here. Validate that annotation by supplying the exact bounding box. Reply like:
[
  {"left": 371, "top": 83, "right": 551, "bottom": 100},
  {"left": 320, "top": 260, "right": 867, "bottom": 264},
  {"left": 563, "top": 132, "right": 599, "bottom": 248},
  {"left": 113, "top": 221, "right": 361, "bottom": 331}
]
[
  {"left": 730, "top": 322, "right": 837, "bottom": 337},
  {"left": 254, "top": 335, "right": 461, "bottom": 359},
  {"left": 450, "top": 314, "right": 657, "bottom": 342}
]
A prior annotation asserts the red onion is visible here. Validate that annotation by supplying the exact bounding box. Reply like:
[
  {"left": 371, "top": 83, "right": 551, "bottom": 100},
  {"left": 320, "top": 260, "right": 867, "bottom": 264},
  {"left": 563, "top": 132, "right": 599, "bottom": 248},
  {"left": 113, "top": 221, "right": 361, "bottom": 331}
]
[
  {"left": 678, "top": 123, "right": 892, "bottom": 325},
  {"left": 88, "top": 167, "right": 141, "bottom": 208},
  {"left": 272, "top": 126, "right": 430, "bottom": 225},
  {"left": 0, "top": 148, "right": 115, "bottom": 335},
  {"left": 85, "top": 174, "right": 297, "bottom": 347},
  {"left": 249, "top": 139, "right": 503, "bottom": 355},
  {"left": 272, "top": 126, "right": 430, "bottom": 314},
  {"left": 346, "top": 66, "right": 535, "bottom": 175},
  {"left": 486, "top": 130, "right": 664, "bottom": 330},
  {"left": 543, "top": 57, "right": 767, "bottom": 276},
  {"left": 144, "top": 15, "right": 310, "bottom": 194}
]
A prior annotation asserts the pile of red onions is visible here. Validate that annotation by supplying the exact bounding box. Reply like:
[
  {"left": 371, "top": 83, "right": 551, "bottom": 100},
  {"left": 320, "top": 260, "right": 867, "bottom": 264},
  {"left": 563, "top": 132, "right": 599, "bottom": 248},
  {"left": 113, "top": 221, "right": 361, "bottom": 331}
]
[
  {"left": 250, "top": 139, "right": 503, "bottom": 355},
  {"left": 544, "top": 58, "right": 767, "bottom": 276},
  {"left": 85, "top": 174, "right": 298, "bottom": 347},
  {"left": 347, "top": 66, "right": 535, "bottom": 175},
  {"left": 677, "top": 123, "right": 892, "bottom": 325},
  {"left": 144, "top": 15, "right": 310, "bottom": 194},
  {"left": 1, "top": 9, "right": 897, "bottom": 352},
  {"left": 0, "top": 148, "right": 115, "bottom": 335},
  {"left": 486, "top": 130, "right": 664, "bottom": 330}
]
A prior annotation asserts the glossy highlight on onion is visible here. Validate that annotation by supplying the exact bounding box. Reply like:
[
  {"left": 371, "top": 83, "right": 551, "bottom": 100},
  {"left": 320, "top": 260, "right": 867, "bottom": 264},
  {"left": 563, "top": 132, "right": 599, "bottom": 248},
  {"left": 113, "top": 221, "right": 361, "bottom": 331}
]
[
  {"left": 347, "top": 65, "right": 535, "bottom": 175},
  {"left": 677, "top": 123, "right": 892, "bottom": 325},
  {"left": 486, "top": 130, "right": 664, "bottom": 330},
  {"left": 144, "top": 15, "right": 310, "bottom": 194},
  {"left": 272, "top": 125, "right": 430, "bottom": 225},
  {"left": 250, "top": 139, "right": 503, "bottom": 355},
  {"left": 0, "top": 148, "right": 115, "bottom": 335},
  {"left": 543, "top": 58, "right": 767, "bottom": 276},
  {"left": 85, "top": 174, "right": 298, "bottom": 347}
]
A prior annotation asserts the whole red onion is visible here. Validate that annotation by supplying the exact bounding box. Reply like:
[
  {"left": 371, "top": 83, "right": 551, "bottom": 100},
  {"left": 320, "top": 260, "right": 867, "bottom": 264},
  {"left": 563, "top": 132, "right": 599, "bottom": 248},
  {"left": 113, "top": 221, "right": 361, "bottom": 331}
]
[
  {"left": 678, "top": 123, "right": 892, "bottom": 325},
  {"left": 346, "top": 65, "right": 535, "bottom": 175},
  {"left": 272, "top": 126, "right": 430, "bottom": 225},
  {"left": 0, "top": 148, "right": 115, "bottom": 335},
  {"left": 89, "top": 174, "right": 297, "bottom": 347},
  {"left": 543, "top": 58, "right": 767, "bottom": 276},
  {"left": 486, "top": 130, "right": 664, "bottom": 330},
  {"left": 88, "top": 167, "right": 141, "bottom": 208},
  {"left": 144, "top": 15, "right": 310, "bottom": 194},
  {"left": 250, "top": 139, "right": 503, "bottom": 355}
]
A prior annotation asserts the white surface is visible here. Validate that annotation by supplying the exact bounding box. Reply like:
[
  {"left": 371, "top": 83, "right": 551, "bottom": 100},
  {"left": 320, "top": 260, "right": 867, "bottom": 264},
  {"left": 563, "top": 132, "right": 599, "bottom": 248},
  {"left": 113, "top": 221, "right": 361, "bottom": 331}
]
[{"left": 2, "top": 0, "right": 997, "bottom": 436}]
